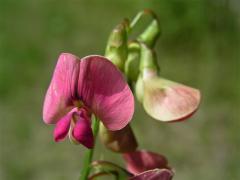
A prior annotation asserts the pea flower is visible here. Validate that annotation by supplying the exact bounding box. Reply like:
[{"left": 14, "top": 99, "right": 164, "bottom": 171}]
[
  {"left": 89, "top": 150, "right": 173, "bottom": 179},
  {"left": 136, "top": 44, "right": 201, "bottom": 122},
  {"left": 124, "top": 41, "right": 140, "bottom": 82},
  {"left": 123, "top": 150, "right": 171, "bottom": 175},
  {"left": 130, "top": 169, "right": 173, "bottom": 180},
  {"left": 124, "top": 150, "right": 173, "bottom": 180},
  {"left": 43, "top": 53, "right": 134, "bottom": 148}
]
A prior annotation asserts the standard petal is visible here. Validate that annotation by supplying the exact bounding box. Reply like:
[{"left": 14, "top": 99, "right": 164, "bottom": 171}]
[
  {"left": 123, "top": 150, "right": 169, "bottom": 175},
  {"left": 129, "top": 169, "right": 173, "bottom": 180},
  {"left": 53, "top": 112, "right": 72, "bottom": 142},
  {"left": 143, "top": 77, "right": 201, "bottom": 122},
  {"left": 43, "top": 53, "right": 79, "bottom": 124},
  {"left": 72, "top": 111, "right": 94, "bottom": 149},
  {"left": 77, "top": 55, "right": 134, "bottom": 131}
]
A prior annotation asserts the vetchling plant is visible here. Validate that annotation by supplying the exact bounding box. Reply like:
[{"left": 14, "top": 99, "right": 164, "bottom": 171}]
[{"left": 42, "top": 9, "right": 201, "bottom": 180}]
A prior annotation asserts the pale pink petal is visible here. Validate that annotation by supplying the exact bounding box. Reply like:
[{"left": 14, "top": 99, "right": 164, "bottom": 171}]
[
  {"left": 143, "top": 77, "right": 201, "bottom": 122},
  {"left": 130, "top": 169, "right": 173, "bottom": 180},
  {"left": 77, "top": 55, "right": 134, "bottom": 131},
  {"left": 43, "top": 53, "right": 79, "bottom": 124},
  {"left": 123, "top": 150, "right": 169, "bottom": 175},
  {"left": 72, "top": 111, "right": 94, "bottom": 149},
  {"left": 53, "top": 112, "right": 72, "bottom": 142}
]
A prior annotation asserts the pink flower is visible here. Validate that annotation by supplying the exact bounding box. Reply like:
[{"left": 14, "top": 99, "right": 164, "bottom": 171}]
[
  {"left": 130, "top": 169, "right": 173, "bottom": 180},
  {"left": 123, "top": 150, "right": 173, "bottom": 180},
  {"left": 43, "top": 53, "right": 134, "bottom": 148},
  {"left": 90, "top": 150, "right": 173, "bottom": 180},
  {"left": 123, "top": 150, "right": 170, "bottom": 175},
  {"left": 136, "top": 69, "right": 201, "bottom": 122},
  {"left": 135, "top": 43, "right": 201, "bottom": 122}
]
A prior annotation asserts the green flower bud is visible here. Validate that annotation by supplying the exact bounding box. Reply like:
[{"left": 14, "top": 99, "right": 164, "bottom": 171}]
[
  {"left": 135, "top": 75, "right": 144, "bottom": 103},
  {"left": 99, "top": 123, "right": 138, "bottom": 153},
  {"left": 105, "top": 20, "right": 128, "bottom": 71},
  {"left": 124, "top": 41, "right": 140, "bottom": 82},
  {"left": 139, "top": 43, "right": 159, "bottom": 74},
  {"left": 138, "top": 19, "right": 160, "bottom": 48},
  {"left": 90, "top": 161, "right": 131, "bottom": 179},
  {"left": 129, "top": 9, "right": 160, "bottom": 48},
  {"left": 135, "top": 43, "right": 159, "bottom": 103}
]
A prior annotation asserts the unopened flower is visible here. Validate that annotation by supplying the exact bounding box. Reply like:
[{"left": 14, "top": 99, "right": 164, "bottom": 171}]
[
  {"left": 136, "top": 44, "right": 201, "bottom": 122},
  {"left": 124, "top": 41, "right": 140, "bottom": 82},
  {"left": 124, "top": 150, "right": 173, "bottom": 179},
  {"left": 130, "top": 169, "right": 173, "bottom": 180},
  {"left": 43, "top": 53, "right": 134, "bottom": 148},
  {"left": 99, "top": 123, "right": 138, "bottom": 153},
  {"left": 105, "top": 20, "right": 128, "bottom": 71},
  {"left": 130, "top": 9, "right": 161, "bottom": 48},
  {"left": 123, "top": 150, "right": 171, "bottom": 175},
  {"left": 90, "top": 150, "right": 173, "bottom": 180}
]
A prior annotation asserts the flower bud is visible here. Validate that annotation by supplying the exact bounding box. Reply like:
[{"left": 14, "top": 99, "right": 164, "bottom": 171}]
[
  {"left": 129, "top": 9, "right": 160, "bottom": 48},
  {"left": 135, "top": 75, "right": 144, "bottom": 103},
  {"left": 99, "top": 123, "right": 138, "bottom": 153},
  {"left": 135, "top": 43, "right": 159, "bottom": 102},
  {"left": 90, "top": 161, "right": 132, "bottom": 179},
  {"left": 124, "top": 41, "right": 140, "bottom": 82},
  {"left": 123, "top": 150, "right": 170, "bottom": 175},
  {"left": 139, "top": 43, "right": 159, "bottom": 74},
  {"left": 138, "top": 19, "right": 160, "bottom": 48},
  {"left": 105, "top": 20, "right": 128, "bottom": 71},
  {"left": 130, "top": 169, "right": 173, "bottom": 180}
]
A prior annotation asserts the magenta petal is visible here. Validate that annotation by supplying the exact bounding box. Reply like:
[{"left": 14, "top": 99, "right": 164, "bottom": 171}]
[
  {"left": 43, "top": 53, "right": 79, "bottom": 124},
  {"left": 78, "top": 55, "right": 134, "bottom": 131},
  {"left": 72, "top": 113, "right": 94, "bottom": 149},
  {"left": 130, "top": 169, "right": 173, "bottom": 180},
  {"left": 54, "top": 112, "right": 72, "bottom": 142},
  {"left": 123, "top": 150, "right": 169, "bottom": 175}
]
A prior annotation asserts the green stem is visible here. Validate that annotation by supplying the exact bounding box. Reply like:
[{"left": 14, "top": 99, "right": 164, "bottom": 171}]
[{"left": 79, "top": 116, "right": 100, "bottom": 180}]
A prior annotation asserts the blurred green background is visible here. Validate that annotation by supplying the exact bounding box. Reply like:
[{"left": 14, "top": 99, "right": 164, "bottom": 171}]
[{"left": 0, "top": 0, "right": 239, "bottom": 179}]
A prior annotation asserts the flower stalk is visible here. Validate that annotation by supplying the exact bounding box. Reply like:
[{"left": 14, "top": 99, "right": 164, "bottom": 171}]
[{"left": 79, "top": 116, "right": 100, "bottom": 180}]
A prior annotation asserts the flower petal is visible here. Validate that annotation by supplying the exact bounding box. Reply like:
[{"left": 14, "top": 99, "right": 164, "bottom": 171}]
[
  {"left": 77, "top": 55, "right": 134, "bottom": 131},
  {"left": 143, "top": 77, "right": 201, "bottom": 122},
  {"left": 123, "top": 150, "right": 169, "bottom": 175},
  {"left": 72, "top": 111, "right": 94, "bottom": 149},
  {"left": 43, "top": 53, "right": 79, "bottom": 124},
  {"left": 129, "top": 169, "right": 173, "bottom": 180},
  {"left": 53, "top": 112, "right": 72, "bottom": 142}
]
